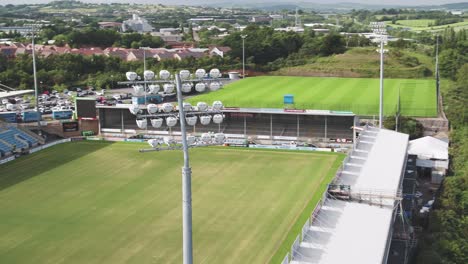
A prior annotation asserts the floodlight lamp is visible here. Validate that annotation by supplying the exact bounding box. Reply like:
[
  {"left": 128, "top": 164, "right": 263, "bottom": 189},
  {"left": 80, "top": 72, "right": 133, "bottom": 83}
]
[
  {"left": 209, "top": 82, "right": 221, "bottom": 91},
  {"left": 166, "top": 116, "right": 178, "bottom": 127},
  {"left": 151, "top": 118, "right": 163, "bottom": 128},
  {"left": 162, "top": 102, "right": 174, "bottom": 113},
  {"left": 182, "top": 102, "right": 192, "bottom": 112},
  {"left": 159, "top": 70, "right": 170, "bottom": 80},
  {"left": 144, "top": 70, "right": 155, "bottom": 80},
  {"left": 133, "top": 85, "right": 145, "bottom": 96},
  {"left": 214, "top": 133, "right": 225, "bottom": 144},
  {"left": 180, "top": 70, "right": 191, "bottom": 80},
  {"left": 212, "top": 114, "right": 224, "bottom": 124},
  {"left": 147, "top": 104, "right": 159, "bottom": 114},
  {"left": 136, "top": 118, "right": 147, "bottom": 129},
  {"left": 187, "top": 135, "right": 196, "bottom": 145},
  {"left": 200, "top": 115, "right": 212, "bottom": 125},
  {"left": 195, "top": 69, "right": 206, "bottom": 79},
  {"left": 181, "top": 83, "right": 192, "bottom": 93},
  {"left": 163, "top": 83, "right": 175, "bottom": 93},
  {"left": 196, "top": 102, "right": 208, "bottom": 111},
  {"left": 195, "top": 82, "right": 206, "bottom": 92},
  {"left": 129, "top": 104, "right": 140, "bottom": 115},
  {"left": 149, "top": 84, "right": 160, "bottom": 94},
  {"left": 212, "top": 101, "right": 223, "bottom": 111},
  {"left": 209, "top": 68, "right": 221, "bottom": 79},
  {"left": 201, "top": 133, "right": 212, "bottom": 143},
  {"left": 186, "top": 116, "right": 198, "bottom": 126},
  {"left": 126, "top": 72, "right": 138, "bottom": 81}
]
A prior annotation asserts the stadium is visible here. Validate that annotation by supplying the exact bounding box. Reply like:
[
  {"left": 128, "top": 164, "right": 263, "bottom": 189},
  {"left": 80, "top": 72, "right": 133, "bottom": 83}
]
[{"left": 0, "top": 73, "right": 436, "bottom": 264}]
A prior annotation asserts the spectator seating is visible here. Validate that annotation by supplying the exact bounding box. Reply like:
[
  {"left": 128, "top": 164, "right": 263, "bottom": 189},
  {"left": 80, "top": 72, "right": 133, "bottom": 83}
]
[{"left": 0, "top": 126, "right": 40, "bottom": 157}]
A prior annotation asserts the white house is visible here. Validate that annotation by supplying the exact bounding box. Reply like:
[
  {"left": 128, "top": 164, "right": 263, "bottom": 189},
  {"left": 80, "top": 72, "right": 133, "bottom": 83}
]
[{"left": 122, "top": 14, "right": 154, "bottom": 33}]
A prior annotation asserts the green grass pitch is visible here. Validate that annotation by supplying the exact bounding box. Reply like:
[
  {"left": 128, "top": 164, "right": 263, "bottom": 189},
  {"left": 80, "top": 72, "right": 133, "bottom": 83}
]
[
  {"left": 0, "top": 141, "right": 342, "bottom": 264},
  {"left": 188, "top": 76, "right": 437, "bottom": 117}
]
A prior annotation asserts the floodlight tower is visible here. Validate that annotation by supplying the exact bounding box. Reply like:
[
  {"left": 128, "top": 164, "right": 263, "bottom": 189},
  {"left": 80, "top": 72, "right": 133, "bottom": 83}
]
[
  {"left": 120, "top": 69, "right": 230, "bottom": 264},
  {"left": 240, "top": 34, "right": 248, "bottom": 79},
  {"left": 371, "top": 22, "right": 388, "bottom": 128},
  {"left": 25, "top": 24, "right": 42, "bottom": 135}
]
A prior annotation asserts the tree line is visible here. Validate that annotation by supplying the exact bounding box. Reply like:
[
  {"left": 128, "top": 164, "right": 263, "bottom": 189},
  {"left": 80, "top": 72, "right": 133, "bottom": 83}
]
[
  {"left": 1, "top": 25, "right": 355, "bottom": 90},
  {"left": 414, "top": 29, "right": 468, "bottom": 264}
]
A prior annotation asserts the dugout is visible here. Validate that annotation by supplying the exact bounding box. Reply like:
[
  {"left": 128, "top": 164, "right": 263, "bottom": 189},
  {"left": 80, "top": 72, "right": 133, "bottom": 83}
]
[{"left": 97, "top": 105, "right": 356, "bottom": 142}]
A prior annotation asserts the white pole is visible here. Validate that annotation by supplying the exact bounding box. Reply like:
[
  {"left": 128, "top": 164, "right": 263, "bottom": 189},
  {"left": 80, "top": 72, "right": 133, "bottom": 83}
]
[
  {"left": 31, "top": 25, "right": 41, "bottom": 134},
  {"left": 143, "top": 48, "right": 147, "bottom": 134},
  {"left": 175, "top": 74, "right": 193, "bottom": 264},
  {"left": 379, "top": 38, "right": 384, "bottom": 128},
  {"left": 241, "top": 35, "right": 247, "bottom": 79}
]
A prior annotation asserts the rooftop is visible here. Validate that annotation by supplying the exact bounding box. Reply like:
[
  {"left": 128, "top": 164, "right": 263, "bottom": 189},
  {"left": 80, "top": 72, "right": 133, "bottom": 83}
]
[{"left": 291, "top": 127, "right": 409, "bottom": 264}]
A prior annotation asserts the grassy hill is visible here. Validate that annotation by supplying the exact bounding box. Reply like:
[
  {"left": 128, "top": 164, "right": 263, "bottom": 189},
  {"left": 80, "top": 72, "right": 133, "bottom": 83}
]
[{"left": 272, "top": 47, "right": 434, "bottom": 79}]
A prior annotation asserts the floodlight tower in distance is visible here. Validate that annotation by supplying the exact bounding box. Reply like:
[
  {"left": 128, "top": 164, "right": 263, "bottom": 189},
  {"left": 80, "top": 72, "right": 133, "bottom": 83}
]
[
  {"left": 25, "top": 23, "right": 42, "bottom": 135},
  {"left": 240, "top": 34, "right": 248, "bottom": 79},
  {"left": 371, "top": 22, "right": 388, "bottom": 128}
]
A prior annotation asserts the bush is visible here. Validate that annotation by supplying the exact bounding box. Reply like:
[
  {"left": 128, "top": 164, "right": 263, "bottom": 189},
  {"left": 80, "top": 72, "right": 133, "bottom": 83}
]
[{"left": 383, "top": 116, "right": 424, "bottom": 139}]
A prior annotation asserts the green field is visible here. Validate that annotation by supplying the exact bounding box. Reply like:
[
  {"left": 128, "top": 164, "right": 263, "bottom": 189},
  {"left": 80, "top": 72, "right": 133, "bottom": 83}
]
[
  {"left": 395, "top": 19, "right": 435, "bottom": 27},
  {"left": 189, "top": 76, "right": 437, "bottom": 117},
  {"left": 386, "top": 19, "right": 468, "bottom": 31},
  {"left": 0, "top": 141, "right": 341, "bottom": 264}
]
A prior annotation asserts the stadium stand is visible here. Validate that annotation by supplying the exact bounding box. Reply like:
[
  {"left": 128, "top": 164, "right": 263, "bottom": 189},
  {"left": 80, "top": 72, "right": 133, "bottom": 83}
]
[
  {"left": 98, "top": 106, "right": 355, "bottom": 141},
  {"left": 0, "top": 123, "right": 41, "bottom": 157}
]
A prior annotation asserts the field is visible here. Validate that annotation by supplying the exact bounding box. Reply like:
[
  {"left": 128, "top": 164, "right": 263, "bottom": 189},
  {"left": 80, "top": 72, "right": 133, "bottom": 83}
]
[
  {"left": 189, "top": 76, "right": 437, "bottom": 117},
  {"left": 394, "top": 19, "right": 435, "bottom": 27},
  {"left": 386, "top": 19, "right": 468, "bottom": 31},
  {"left": 0, "top": 141, "right": 342, "bottom": 264}
]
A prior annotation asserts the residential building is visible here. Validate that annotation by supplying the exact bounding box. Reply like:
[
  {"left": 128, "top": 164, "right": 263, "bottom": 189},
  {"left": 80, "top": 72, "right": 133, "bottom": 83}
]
[
  {"left": 209, "top": 46, "right": 232, "bottom": 58},
  {"left": 173, "top": 51, "right": 205, "bottom": 61},
  {"left": 250, "top": 16, "right": 272, "bottom": 23},
  {"left": 122, "top": 14, "right": 154, "bottom": 33},
  {"left": 98, "top": 22, "right": 123, "bottom": 31}
]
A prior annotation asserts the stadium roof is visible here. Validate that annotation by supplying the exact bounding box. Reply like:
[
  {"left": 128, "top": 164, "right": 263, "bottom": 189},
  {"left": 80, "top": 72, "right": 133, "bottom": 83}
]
[
  {"left": 292, "top": 127, "right": 409, "bottom": 264},
  {"left": 408, "top": 136, "right": 448, "bottom": 160},
  {"left": 339, "top": 128, "right": 409, "bottom": 192},
  {"left": 0, "top": 90, "right": 34, "bottom": 99},
  {"left": 98, "top": 104, "right": 355, "bottom": 117}
]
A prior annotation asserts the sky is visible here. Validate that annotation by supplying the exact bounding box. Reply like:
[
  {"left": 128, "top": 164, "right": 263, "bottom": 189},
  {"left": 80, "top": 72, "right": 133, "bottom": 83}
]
[{"left": 0, "top": 0, "right": 466, "bottom": 6}]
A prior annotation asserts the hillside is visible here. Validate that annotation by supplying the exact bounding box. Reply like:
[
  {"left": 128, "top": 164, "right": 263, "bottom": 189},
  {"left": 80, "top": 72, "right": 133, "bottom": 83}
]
[{"left": 273, "top": 47, "right": 435, "bottom": 79}]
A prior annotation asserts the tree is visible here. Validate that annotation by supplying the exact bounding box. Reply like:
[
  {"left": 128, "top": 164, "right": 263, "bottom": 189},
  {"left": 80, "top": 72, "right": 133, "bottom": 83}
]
[
  {"left": 383, "top": 116, "right": 424, "bottom": 139},
  {"left": 319, "top": 33, "right": 346, "bottom": 56}
]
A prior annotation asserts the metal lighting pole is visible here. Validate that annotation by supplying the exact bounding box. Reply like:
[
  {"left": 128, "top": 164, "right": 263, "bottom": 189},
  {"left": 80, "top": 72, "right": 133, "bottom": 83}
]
[
  {"left": 141, "top": 47, "right": 149, "bottom": 106},
  {"left": 31, "top": 25, "right": 41, "bottom": 135},
  {"left": 371, "top": 22, "right": 387, "bottom": 129},
  {"left": 241, "top": 35, "right": 247, "bottom": 79},
  {"left": 175, "top": 73, "right": 193, "bottom": 264},
  {"left": 379, "top": 38, "right": 384, "bottom": 128},
  {"left": 435, "top": 35, "right": 440, "bottom": 114}
]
